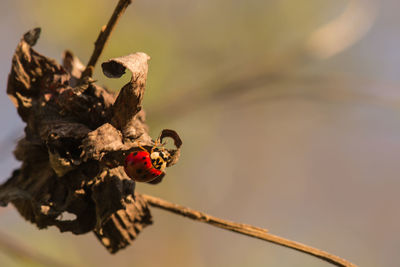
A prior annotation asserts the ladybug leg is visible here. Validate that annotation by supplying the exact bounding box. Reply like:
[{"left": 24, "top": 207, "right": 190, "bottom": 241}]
[
  {"left": 154, "top": 132, "right": 166, "bottom": 148},
  {"left": 151, "top": 140, "right": 158, "bottom": 154},
  {"left": 136, "top": 140, "right": 147, "bottom": 152},
  {"left": 155, "top": 132, "right": 168, "bottom": 150},
  {"left": 151, "top": 137, "right": 162, "bottom": 154},
  {"left": 158, "top": 132, "right": 169, "bottom": 147},
  {"left": 156, "top": 132, "right": 162, "bottom": 144}
]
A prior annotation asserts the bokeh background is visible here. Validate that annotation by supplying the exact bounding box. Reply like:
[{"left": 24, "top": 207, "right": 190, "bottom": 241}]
[{"left": 0, "top": 0, "right": 399, "bottom": 266}]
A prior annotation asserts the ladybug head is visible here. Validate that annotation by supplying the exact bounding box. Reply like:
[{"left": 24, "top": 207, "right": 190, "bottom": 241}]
[{"left": 150, "top": 147, "right": 170, "bottom": 172}]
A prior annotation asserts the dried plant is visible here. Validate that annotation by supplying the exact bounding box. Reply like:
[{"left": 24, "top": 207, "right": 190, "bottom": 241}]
[{"left": 0, "top": 1, "right": 358, "bottom": 266}]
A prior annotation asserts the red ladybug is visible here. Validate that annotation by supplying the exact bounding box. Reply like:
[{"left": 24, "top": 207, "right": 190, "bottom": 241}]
[{"left": 124, "top": 145, "right": 170, "bottom": 182}]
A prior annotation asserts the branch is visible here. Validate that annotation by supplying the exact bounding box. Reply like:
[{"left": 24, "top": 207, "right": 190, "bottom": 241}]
[
  {"left": 81, "top": 0, "right": 132, "bottom": 78},
  {"left": 141, "top": 194, "right": 358, "bottom": 267}
]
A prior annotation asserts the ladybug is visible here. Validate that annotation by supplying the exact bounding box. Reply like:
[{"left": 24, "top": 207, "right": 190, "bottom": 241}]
[{"left": 124, "top": 143, "right": 170, "bottom": 183}]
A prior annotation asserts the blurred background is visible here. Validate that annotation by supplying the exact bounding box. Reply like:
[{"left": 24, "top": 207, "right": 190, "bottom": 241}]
[{"left": 0, "top": 0, "right": 399, "bottom": 266}]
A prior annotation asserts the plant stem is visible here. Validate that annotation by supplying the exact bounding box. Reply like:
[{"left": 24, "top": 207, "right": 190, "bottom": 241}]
[
  {"left": 82, "top": 0, "right": 132, "bottom": 78},
  {"left": 141, "top": 194, "right": 358, "bottom": 267}
]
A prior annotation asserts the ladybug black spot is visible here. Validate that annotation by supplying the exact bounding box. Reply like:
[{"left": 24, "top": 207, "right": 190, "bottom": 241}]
[
  {"left": 142, "top": 156, "right": 146, "bottom": 160},
  {"left": 133, "top": 152, "right": 138, "bottom": 156}
]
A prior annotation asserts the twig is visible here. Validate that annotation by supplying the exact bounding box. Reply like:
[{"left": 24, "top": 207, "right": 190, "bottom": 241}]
[
  {"left": 0, "top": 230, "right": 71, "bottom": 267},
  {"left": 142, "top": 194, "right": 358, "bottom": 267},
  {"left": 81, "top": 0, "right": 132, "bottom": 78}
]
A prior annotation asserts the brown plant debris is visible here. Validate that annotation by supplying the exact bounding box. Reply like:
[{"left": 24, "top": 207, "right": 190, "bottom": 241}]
[{"left": 0, "top": 28, "right": 181, "bottom": 254}]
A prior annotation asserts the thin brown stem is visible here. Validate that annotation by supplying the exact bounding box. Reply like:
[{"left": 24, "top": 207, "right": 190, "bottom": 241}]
[
  {"left": 141, "top": 194, "right": 358, "bottom": 267},
  {"left": 82, "top": 0, "right": 132, "bottom": 78}
]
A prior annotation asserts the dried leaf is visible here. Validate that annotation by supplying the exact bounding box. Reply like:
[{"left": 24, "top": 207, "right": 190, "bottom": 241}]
[{"left": 0, "top": 29, "right": 173, "bottom": 253}]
